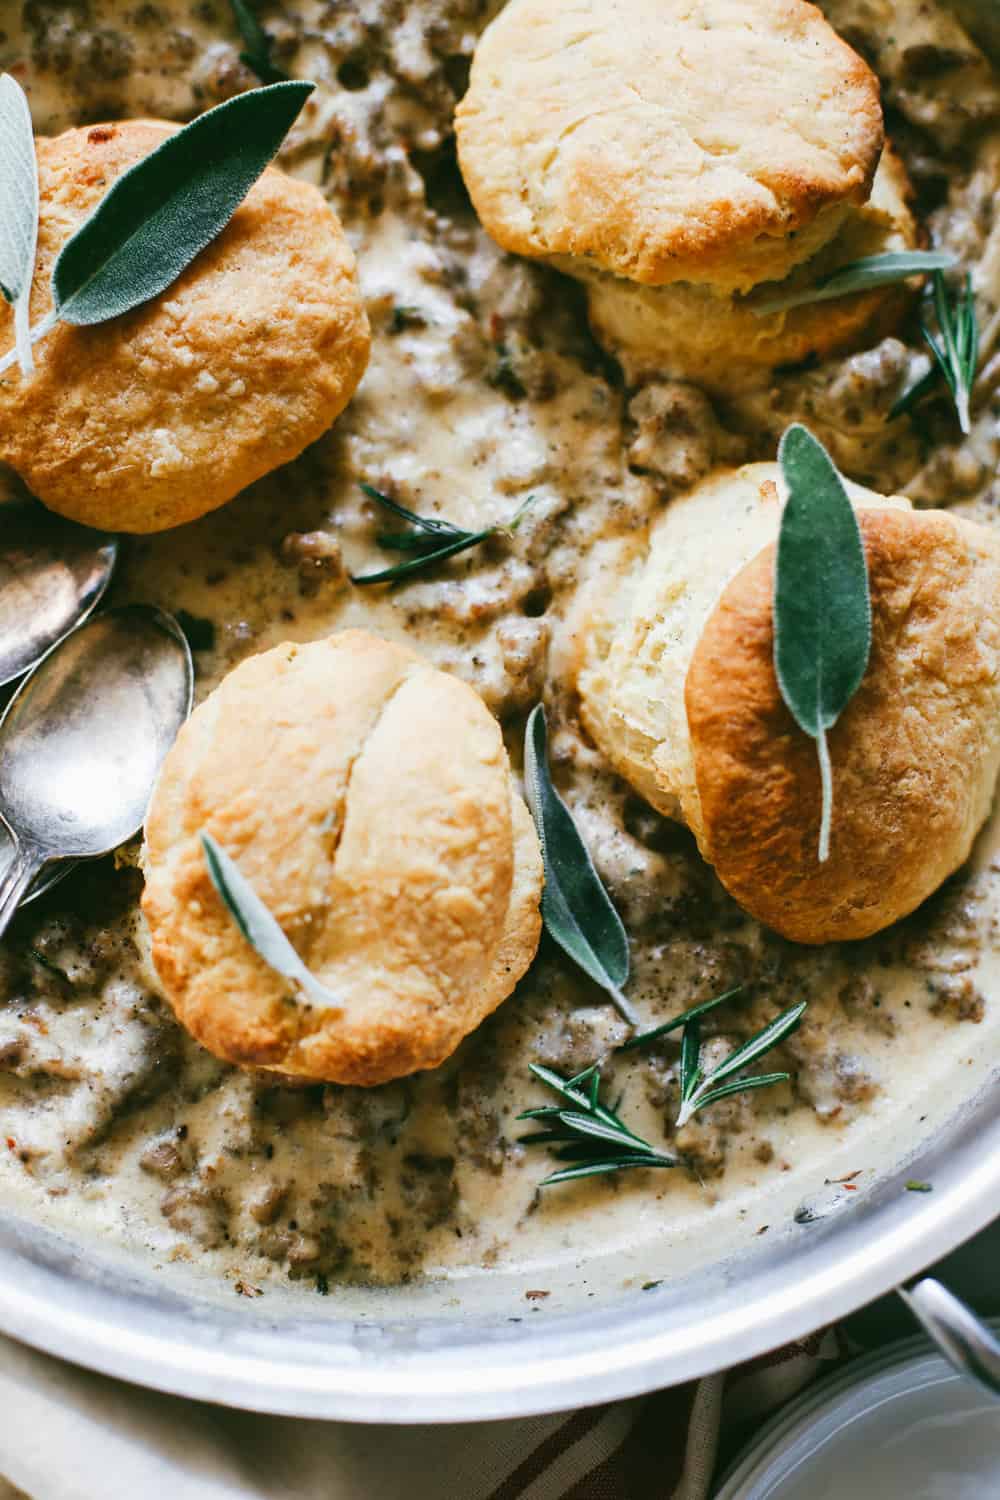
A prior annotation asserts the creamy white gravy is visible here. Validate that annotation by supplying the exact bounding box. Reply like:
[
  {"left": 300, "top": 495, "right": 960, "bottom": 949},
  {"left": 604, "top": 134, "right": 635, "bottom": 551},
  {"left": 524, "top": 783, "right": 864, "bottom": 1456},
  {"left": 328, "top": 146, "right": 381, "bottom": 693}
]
[{"left": 0, "top": 0, "right": 999, "bottom": 1309}]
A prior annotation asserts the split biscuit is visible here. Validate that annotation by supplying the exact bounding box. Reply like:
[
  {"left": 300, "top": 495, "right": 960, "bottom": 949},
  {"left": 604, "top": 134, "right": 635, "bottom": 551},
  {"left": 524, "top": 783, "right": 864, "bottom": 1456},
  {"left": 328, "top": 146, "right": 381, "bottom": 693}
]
[
  {"left": 456, "top": 0, "right": 883, "bottom": 294},
  {"left": 584, "top": 146, "right": 919, "bottom": 394},
  {"left": 0, "top": 120, "right": 370, "bottom": 534},
  {"left": 573, "top": 464, "right": 1000, "bottom": 944},
  {"left": 142, "top": 631, "right": 543, "bottom": 1085}
]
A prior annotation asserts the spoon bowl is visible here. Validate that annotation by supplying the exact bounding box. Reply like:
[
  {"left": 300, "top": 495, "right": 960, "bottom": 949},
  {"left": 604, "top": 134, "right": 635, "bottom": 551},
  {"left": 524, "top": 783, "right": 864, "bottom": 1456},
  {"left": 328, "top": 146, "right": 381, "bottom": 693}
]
[
  {"left": 0, "top": 488, "right": 118, "bottom": 689},
  {"left": 0, "top": 606, "right": 193, "bottom": 935}
]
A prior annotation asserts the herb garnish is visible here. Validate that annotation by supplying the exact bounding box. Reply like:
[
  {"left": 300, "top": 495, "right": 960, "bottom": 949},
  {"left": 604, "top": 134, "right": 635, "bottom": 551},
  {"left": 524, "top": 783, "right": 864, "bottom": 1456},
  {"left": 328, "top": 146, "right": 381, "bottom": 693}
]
[
  {"left": 0, "top": 82, "right": 313, "bottom": 376},
  {"left": 618, "top": 986, "right": 745, "bottom": 1051},
  {"left": 352, "top": 485, "right": 535, "bottom": 586},
  {"left": 750, "top": 250, "right": 956, "bottom": 317},
  {"left": 229, "top": 0, "right": 288, "bottom": 84},
  {"left": 906, "top": 1180, "right": 933, "bottom": 1193},
  {"left": 518, "top": 1063, "right": 676, "bottom": 1186},
  {"left": 675, "top": 1002, "right": 806, "bottom": 1128},
  {"left": 891, "top": 271, "right": 978, "bottom": 435},
  {"left": 201, "top": 831, "right": 343, "bottom": 1009},
  {"left": 0, "top": 76, "right": 39, "bottom": 377},
  {"left": 775, "top": 425, "right": 872, "bottom": 863},
  {"left": 524, "top": 705, "right": 637, "bottom": 1025}
]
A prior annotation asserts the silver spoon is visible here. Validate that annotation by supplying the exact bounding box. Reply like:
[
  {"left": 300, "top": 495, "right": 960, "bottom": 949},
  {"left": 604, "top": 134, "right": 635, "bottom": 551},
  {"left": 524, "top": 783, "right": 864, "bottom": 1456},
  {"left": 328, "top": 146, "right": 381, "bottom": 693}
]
[
  {"left": 0, "top": 491, "right": 118, "bottom": 688},
  {"left": 0, "top": 606, "right": 193, "bottom": 938}
]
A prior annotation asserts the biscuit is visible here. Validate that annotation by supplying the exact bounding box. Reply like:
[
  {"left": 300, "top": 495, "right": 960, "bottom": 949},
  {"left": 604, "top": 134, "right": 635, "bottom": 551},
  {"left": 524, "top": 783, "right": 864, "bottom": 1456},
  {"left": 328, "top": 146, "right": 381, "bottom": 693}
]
[
  {"left": 0, "top": 121, "right": 370, "bottom": 534},
  {"left": 456, "top": 0, "right": 883, "bottom": 294},
  {"left": 584, "top": 146, "right": 918, "bottom": 393},
  {"left": 142, "top": 631, "right": 543, "bottom": 1085},
  {"left": 574, "top": 465, "right": 1000, "bottom": 943}
]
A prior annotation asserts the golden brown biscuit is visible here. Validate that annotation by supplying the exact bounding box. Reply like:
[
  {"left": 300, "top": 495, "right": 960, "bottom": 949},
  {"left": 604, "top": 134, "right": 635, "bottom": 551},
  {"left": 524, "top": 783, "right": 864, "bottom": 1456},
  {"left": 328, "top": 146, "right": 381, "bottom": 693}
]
[
  {"left": 456, "top": 0, "right": 883, "bottom": 294},
  {"left": 142, "top": 631, "right": 543, "bottom": 1085},
  {"left": 0, "top": 120, "right": 370, "bottom": 534},
  {"left": 573, "top": 465, "right": 1000, "bottom": 943},
  {"left": 584, "top": 146, "right": 918, "bottom": 393}
]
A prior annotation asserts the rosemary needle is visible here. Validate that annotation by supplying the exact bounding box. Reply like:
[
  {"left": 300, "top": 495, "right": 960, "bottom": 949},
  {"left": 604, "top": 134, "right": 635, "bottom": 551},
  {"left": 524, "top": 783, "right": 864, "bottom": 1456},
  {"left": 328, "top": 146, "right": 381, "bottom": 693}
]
[
  {"left": 891, "top": 271, "right": 979, "bottom": 434},
  {"left": 675, "top": 1002, "right": 806, "bottom": 1129},
  {"left": 352, "top": 486, "right": 534, "bottom": 586},
  {"left": 519, "top": 1062, "right": 676, "bottom": 1186}
]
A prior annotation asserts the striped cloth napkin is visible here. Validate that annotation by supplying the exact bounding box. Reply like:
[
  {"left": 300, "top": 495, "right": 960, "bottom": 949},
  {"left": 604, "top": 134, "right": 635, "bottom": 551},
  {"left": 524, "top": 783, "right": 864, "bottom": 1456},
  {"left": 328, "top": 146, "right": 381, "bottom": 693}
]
[{"left": 0, "top": 1327, "right": 846, "bottom": 1499}]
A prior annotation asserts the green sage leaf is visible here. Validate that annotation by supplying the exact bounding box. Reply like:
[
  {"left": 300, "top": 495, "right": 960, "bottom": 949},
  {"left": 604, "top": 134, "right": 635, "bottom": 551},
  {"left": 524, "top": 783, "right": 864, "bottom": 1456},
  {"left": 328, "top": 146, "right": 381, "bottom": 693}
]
[
  {"left": 751, "top": 250, "right": 955, "bottom": 317},
  {"left": 523, "top": 704, "right": 636, "bottom": 1024},
  {"left": 775, "top": 425, "right": 871, "bottom": 862},
  {"left": 0, "top": 74, "right": 39, "bottom": 376},
  {"left": 201, "top": 831, "right": 342, "bottom": 1010},
  {"left": 52, "top": 81, "right": 312, "bottom": 327}
]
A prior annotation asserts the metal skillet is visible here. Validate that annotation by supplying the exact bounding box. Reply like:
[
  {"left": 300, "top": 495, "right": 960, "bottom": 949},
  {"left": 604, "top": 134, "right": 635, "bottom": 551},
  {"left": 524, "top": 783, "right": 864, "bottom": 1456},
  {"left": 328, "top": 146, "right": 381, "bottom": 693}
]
[{"left": 0, "top": 0, "right": 998, "bottom": 1426}]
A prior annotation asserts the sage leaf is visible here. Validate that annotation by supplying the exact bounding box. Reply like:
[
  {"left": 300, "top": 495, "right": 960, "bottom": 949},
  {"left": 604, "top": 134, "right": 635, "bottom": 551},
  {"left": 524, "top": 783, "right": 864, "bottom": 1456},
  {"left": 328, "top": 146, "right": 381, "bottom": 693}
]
[
  {"left": 775, "top": 425, "right": 871, "bottom": 862},
  {"left": 229, "top": 0, "right": 288, "bottom": 84},
  {"left": 0, "top": 75, "right": 39, "bottom": 376},
  {"left": 54, "top": 82, "right": 312, "bottom": 326},
  {"left": 524, "top": 705, "right": 636, "bottom": 1024},
  {"left": 0, "top": 81, "right": 313, "bottom": 374},
  {"left": 201, "top": 831, "right": 342, "bottom": 1010},
  {"left": 751, "top": 250, "right": 956, "bottom": 317}
]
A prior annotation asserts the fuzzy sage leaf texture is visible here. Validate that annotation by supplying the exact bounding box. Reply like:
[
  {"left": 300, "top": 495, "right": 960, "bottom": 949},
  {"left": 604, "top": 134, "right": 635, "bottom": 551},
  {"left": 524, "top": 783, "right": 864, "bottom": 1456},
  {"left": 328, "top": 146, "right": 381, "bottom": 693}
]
[
  {"left": 774, "top": 425, "right": 872, "bottom": 863},
  {"left": 0, "top": 81, "right": 314, "bottom": 375},
  {"left": 200, "top": 831, "right": 343, "bottom": 1010},
  {"left": 0, "top": 75, "right": 39, "bottom": 376},
  {"left": 523, "top": 705, "right": 636, "bottom": 1024},
  {"left": 750, "top": 249, "right": 956, "bottom": 317},
  {"left": 53, "top": 81, "right": 313, "bottom": 326}
]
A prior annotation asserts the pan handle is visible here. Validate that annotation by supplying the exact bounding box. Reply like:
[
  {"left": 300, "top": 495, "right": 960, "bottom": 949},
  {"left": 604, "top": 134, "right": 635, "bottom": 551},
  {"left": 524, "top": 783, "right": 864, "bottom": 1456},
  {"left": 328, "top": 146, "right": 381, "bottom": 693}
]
[{"left": 899, "top": 1278, "right": 1000, "bottom": 1398}]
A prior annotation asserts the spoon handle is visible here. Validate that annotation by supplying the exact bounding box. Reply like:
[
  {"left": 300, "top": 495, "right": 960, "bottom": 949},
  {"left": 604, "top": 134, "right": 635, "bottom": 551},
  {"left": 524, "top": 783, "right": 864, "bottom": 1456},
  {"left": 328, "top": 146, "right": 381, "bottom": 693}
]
[{"left": 0, "top": 837, "right": 44, "bottom": 940}]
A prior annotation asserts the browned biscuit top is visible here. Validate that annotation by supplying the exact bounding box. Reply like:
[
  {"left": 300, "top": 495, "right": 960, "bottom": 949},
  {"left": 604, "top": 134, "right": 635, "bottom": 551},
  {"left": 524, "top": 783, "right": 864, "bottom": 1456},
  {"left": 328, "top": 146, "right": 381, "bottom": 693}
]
[
  {"left": 0, "top": 120, "right": 370, "bottom": 534},
  {"left": 685, "top": 508, "right": 1000, "bottom": 944},
  {"left": 456, "top": 0, "right": 883, "bottom": 292}
]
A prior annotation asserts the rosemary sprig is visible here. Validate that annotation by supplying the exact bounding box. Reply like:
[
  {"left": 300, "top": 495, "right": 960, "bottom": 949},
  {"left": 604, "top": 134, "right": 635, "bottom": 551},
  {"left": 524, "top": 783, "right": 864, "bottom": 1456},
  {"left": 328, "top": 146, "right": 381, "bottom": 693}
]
[
  {"left": 618, "top": 985, "right": 744, "bottom": 1051},
  {"left": 229, "top": 0, "right": 288, "bottom": 84},
  {"left": 902, "top": 271, "right": 978, "bottom": 435},
  {"left": 351, "top": 485, "right": 534, "bottom": 586},
  {"left": 519, "top": 1062, "right": 677, "bottom": 1186},
  {"left": 749, "top": 249, "right": 955, "bottom": 317},
  {"left": 675, "top": 1002, "right": 806, "bottom": 1129}
]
